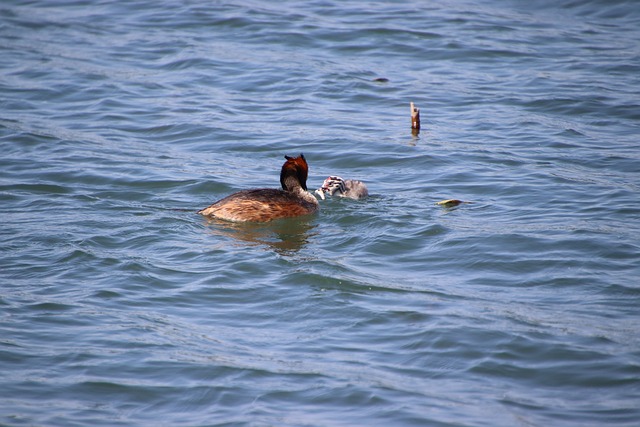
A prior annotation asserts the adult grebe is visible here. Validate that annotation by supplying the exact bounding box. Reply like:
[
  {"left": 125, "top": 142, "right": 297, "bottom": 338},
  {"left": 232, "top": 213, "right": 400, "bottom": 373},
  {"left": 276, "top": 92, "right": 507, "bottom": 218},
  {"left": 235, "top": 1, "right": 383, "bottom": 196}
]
[
  {"left": 315, "top": 176, "right": 368, "bottom": 200},
  {"left": 198, "top": 154, "right": 320, "bottom": 222}
]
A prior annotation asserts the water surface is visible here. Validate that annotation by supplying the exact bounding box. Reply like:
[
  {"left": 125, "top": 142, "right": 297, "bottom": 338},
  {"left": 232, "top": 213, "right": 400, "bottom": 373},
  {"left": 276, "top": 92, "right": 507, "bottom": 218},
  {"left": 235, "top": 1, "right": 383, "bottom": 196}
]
[{"left": 1, "top": 0, "right": 640, "bottom": 425}]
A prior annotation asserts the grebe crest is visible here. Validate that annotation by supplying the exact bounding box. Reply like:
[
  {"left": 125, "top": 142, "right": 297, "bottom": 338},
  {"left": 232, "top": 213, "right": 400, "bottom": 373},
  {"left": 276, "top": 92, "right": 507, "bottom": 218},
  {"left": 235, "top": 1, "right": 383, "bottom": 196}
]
[
  {"left": 280, "top": 154, "right": 309, "bottom": 192},
  {"left": 315, "top": 176, "right": 368, "bottom": 200},
  {"left": 198, "top": 154, "right": 319, "bottom": 223}
]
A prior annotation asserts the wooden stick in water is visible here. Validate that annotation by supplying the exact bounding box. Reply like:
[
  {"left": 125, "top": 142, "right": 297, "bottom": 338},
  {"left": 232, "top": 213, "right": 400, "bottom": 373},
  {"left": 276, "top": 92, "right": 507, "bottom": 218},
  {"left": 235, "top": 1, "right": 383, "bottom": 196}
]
[{"left": 410, "top": 102, "right": 420, "bottom": 130}]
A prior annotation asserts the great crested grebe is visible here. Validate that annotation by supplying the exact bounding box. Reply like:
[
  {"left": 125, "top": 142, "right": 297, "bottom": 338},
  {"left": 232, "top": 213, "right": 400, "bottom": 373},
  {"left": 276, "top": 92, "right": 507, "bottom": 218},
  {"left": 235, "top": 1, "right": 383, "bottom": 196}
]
[
  {"left": 198, "top": 154, "right": 319, "bottom": 222},
  {"left": 315, "top": 175, "right": 368, "bottom": 200}
]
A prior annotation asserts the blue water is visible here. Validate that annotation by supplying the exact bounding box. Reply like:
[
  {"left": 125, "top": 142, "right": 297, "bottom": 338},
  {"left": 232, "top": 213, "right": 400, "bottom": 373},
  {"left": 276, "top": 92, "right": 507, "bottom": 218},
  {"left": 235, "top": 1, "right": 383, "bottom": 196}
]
[{"left": 2, "top": 0, "right": 640, "bottom": 425}]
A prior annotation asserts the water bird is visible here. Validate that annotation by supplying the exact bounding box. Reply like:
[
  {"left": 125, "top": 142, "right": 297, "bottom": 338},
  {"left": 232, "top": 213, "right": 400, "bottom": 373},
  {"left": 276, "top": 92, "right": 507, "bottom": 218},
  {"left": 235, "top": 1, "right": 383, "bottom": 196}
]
[
  {"left": 315, "top": 176, "right": 369, "bottom": 200},
  {"left": 198, "top": 154, "right": 319, "bottom": 222}
]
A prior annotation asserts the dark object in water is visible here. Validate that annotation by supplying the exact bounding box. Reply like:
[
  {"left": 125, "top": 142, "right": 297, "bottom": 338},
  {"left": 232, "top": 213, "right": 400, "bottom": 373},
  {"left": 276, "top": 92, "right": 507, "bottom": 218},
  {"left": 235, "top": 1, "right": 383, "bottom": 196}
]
[{"left": 410, "top": 102, "right": 420, "bottom": 130}]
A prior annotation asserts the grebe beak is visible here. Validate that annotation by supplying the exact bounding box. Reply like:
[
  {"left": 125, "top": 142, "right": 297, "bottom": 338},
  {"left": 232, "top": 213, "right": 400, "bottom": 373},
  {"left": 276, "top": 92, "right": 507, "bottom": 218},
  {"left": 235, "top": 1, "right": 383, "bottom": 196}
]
[{"left": 315, "top": 188, "right": 326, "bottom": 200}]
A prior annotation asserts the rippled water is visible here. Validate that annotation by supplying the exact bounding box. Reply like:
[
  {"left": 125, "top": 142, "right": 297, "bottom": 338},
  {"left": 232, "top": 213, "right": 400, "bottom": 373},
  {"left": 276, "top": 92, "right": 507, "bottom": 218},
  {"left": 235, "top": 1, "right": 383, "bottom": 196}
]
[{"left": 2, "top": 0, "right": 640, "bottom": 425}]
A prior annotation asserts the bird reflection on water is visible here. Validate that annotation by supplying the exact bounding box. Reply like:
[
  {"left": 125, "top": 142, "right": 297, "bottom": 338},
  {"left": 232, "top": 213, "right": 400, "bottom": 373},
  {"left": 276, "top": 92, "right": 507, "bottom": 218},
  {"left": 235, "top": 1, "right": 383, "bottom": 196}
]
[{"left": 202, "top": 216, "right": 318, "bottom": 254}]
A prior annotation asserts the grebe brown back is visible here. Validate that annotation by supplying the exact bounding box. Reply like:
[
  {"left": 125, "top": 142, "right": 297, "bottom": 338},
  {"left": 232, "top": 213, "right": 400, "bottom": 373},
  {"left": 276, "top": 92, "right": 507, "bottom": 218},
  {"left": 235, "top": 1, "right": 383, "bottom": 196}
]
[
  {"left": 198, "top": 154, "right": 319, "bottom": 222},
  {"left": 315, "top": 175, "right": 368, "bottom": 200}
]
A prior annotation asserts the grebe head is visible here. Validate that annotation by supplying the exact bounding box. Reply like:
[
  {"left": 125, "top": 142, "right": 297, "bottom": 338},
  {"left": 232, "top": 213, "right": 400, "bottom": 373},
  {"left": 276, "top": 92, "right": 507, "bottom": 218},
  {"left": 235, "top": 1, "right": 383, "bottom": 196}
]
[
  {"left": 280, "top": 153, "right": 309, "bottom": 192},
  {"left": 317, "top": 175, "right": 346, "bottom": 198}
]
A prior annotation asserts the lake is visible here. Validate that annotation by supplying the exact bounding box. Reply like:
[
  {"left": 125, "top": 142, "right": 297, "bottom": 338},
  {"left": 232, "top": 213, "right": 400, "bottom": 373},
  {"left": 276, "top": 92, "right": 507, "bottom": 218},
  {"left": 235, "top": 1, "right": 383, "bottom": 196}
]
[{"left": 1, "top": 0, "right": 639, "bottom": 425}]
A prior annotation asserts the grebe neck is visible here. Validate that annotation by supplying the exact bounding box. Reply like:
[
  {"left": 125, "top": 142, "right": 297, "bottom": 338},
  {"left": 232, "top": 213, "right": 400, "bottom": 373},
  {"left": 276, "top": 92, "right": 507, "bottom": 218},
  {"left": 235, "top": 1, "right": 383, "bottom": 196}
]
[
  {"left": 281, "top": 175, "right": 306, "bottom": 192},
  {"left": 294, "top": 186, "right": 320, "bottom": 206}
]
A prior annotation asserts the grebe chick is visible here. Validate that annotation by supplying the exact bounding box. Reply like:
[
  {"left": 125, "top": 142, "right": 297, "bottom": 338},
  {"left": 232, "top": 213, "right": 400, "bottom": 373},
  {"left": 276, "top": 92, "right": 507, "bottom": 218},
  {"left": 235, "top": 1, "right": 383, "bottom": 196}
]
[
  {"left": 315, "top": 175, "right": 368, "bottom": 200},
  {"left": 198, "top": 154, "right": 319, "bottom": 222}
]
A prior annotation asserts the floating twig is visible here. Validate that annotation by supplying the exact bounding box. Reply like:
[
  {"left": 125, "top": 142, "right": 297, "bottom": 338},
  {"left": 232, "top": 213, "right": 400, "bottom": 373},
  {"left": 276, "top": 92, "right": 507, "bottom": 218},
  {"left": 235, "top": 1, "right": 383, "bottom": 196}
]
[{"left": 410, "top": 102, "right": 420, "bottom": 130}]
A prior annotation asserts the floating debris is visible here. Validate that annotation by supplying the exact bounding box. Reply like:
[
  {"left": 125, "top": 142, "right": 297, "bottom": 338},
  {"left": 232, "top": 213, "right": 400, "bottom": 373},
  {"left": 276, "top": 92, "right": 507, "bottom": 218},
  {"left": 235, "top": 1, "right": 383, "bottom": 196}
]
[
  {"left": 436, "top": 199, "right": 471, "bottom": 208},
  {"left": 410, "top": 102, "right": 420, "bottom": 130}
]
